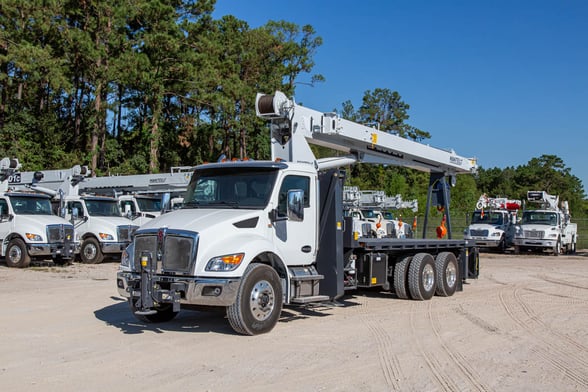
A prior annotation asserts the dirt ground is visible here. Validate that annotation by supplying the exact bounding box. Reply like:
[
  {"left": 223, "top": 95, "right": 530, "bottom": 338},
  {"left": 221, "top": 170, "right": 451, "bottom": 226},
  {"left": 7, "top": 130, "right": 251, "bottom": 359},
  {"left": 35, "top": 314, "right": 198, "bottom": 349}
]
[{"left": 1, "top": 252, "right": 587, "bottom": 392}]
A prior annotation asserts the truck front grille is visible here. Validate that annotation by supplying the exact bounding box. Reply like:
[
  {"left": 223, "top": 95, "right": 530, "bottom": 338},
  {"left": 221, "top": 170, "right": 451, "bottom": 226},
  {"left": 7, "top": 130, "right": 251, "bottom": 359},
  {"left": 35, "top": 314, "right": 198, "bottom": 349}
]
[
  {"left": 524, "top": 230, "right": 544, "bottom": 239},
  {"left": 133, "top": 229, "right": 198, "bottom": 274},
  {"left": 470, "top": 229, "right": 489, "bottom": 237},
  {"left": 47, "top": 224, "right": 75, "bottom": 243},
  {"left": 118, "top": 225, "right": 139, "bottom": 242}
]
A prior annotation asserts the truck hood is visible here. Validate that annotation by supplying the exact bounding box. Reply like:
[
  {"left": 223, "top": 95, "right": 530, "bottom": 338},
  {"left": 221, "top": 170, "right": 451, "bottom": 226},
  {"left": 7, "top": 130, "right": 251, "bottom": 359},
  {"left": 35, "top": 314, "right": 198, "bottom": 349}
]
[
  {"left": 16, "top": 214, "right": 72, "bottom": 228},
  {"left": 469, "top": 223, "right": 502, "bottom": 229},
  {"left": 89, "top": 216, "right": 137, "bottom": 228},
  {"left": 138, "top": 208, "right": 260, "bottom": 232}
]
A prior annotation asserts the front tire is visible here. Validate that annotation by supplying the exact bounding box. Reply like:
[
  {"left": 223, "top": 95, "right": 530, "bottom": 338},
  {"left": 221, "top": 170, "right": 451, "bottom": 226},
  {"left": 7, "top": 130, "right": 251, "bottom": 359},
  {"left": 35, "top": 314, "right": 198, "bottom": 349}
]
[
  {"left": 6, "top": 238, "right": 31, "bottom": 268},
  {"left": 80, "top": 238, "right": 104, "bottom": 264},
  {"left": 408, "top": 253, "right": 436, "bottom": 300},
  {"left": 435, "top": 252, "right": 458, "bottom": 297},
  {"left": 227, "top": 263, "right": 283, "bottom": 335},
  {"left": 553, "top": 239, "right": 561, "bottom": 257}
]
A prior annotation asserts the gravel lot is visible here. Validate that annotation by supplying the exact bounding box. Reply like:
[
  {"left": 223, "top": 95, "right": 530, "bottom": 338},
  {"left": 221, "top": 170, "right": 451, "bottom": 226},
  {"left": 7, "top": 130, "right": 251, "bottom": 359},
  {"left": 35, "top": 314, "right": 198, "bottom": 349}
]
[{"left": 1, "top": 252, "right": 587, "bottom": 392}]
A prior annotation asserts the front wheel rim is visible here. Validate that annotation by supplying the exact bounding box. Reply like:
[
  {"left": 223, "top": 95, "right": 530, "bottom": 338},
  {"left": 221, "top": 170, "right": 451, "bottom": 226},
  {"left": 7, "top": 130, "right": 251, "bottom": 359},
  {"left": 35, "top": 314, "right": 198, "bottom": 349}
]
[
  {"left": 84, "top": 243, "right": 97, "bottom": 260},
  {"left": 8, "top": 246, "right": 22, "bottom": 264},
  {"left": 249, "top": 280, "right": 275, "bottom": 321}
]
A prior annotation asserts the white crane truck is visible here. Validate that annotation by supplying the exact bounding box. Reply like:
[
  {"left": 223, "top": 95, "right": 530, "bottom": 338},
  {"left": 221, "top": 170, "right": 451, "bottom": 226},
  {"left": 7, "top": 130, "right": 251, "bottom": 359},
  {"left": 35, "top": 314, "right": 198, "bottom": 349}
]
[
  {"left": 464, "top": 194, "right": 521, "bottom": 252},
  {"left": 116, "top": 91, "right": 479, "bottom": 335},
  {"left": 514, "top": 191, "right": 578, "bottom": 255},
  {"left": 15, "top": 166, "right": 140, "bottom": 264},
  {"left": 0, "top": 158, "right": 77, "bottom": 267}
]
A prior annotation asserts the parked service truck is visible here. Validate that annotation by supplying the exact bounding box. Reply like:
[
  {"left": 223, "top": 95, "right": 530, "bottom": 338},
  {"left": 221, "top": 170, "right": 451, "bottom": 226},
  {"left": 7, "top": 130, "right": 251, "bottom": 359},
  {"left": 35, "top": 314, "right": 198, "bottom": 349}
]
[
  {"left": 514, "top": 191, "right": 578, "bottom": 255},
  {"left": 116, "top": 91, "right": 479, "bottom": 335},
  {"left": 0, "top": 158, "right": 77, "bottom": 267},
  {"left": 464, "top": 194, "right": 521, "bottom": 252},
  {"left": 17, "top": 166, "right": 140, "bottom": 264}
]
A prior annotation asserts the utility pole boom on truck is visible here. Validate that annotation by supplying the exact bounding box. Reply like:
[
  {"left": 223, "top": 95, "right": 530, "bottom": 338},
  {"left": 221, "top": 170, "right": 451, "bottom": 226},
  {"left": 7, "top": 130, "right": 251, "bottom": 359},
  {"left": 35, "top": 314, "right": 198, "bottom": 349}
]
[{"left": 117, "top": 91, "right": 479, "bottom": 335}]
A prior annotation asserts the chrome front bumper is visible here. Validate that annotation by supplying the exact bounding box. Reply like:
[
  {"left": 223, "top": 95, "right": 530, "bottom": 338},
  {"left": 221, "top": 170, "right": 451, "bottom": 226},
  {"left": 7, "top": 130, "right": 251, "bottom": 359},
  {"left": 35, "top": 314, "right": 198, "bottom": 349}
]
[
  {"left": 27, "top": 242, "right": 79, "bottom": 259},
  {"left": 117, "top": 271, "right": 241, "bottom": 307},
  {"left": 514, "top": 238, "right": 557, "bottom": 248},
  {"left": 101, "top": 242, "right": 130, "bottom": 254}
]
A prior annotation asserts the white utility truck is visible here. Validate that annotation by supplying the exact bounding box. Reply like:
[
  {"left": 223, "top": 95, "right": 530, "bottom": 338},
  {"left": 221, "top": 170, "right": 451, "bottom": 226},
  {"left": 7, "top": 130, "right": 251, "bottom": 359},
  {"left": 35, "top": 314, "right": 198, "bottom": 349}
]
[
  {"left": 464, "top": 194, "right": 521, "bottom": 252},
  {"left": 16, "top": 166, "right": 140, "bottom": 264},
  {"left": 514, "top": 191, "right": 577, "bottom": 255},
  {"left": 116, "top": 91, "right": 479, "bottom": 335},
  {"left": 1, "top": 158, "right": 77, "bottom": 267}
]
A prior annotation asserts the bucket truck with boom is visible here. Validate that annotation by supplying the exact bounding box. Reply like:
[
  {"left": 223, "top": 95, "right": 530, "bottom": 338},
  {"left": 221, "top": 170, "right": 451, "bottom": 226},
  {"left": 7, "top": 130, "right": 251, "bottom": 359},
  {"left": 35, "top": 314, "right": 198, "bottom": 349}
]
[
  {"left": 514, "top": 191, "right": 577, "bottom": 255},
  {"left": 116, "top": 91, "right": 479, "bottom": 335},
  {"left": 464, "top": 194, "right": 521, "bottom": 252}
]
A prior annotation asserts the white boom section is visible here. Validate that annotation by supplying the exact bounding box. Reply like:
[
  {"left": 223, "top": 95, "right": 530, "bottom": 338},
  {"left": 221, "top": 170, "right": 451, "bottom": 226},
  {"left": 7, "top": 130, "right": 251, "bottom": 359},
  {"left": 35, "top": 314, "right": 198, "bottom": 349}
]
[
  {"left": 10, "top": 165, "right": 90, "bottom": 196},
  {"left": 475, "top": 194, "right": 522, "bottom": 211},
  {"left": 526, "top": 191, "right": 560, "bottom": 211},
  {"left": 78, "top": 167, "right": 194, "bottom": 194},
  {"left": 256, "top": 91, "right": 477, "bottom": 176},
  {"left": 12, "top": 166, "right": 193, "bottom": 195}
]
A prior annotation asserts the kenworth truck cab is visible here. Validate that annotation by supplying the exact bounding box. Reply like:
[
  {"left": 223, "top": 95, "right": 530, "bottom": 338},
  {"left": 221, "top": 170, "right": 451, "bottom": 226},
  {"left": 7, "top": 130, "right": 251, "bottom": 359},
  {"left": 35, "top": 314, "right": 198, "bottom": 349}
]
[
  {"left": 0, "top": 158, "right": 77, "bottom": 267},
  {"left": 117, "top": 91, "right": 479, "bottom": 335},
  {"left": 15, "top": 166, "right": 139, "bottom": 264}
]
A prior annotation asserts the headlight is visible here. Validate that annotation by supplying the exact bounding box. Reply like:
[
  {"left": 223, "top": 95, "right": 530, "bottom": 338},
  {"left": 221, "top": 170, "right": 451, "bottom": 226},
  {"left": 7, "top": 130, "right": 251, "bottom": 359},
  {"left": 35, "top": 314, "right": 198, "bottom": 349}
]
[
  {"left": 206, "top": 253, "right": 244, "bottom": 271},
  {"left": 99, "top": 232, "right": 114, "bottom": 240},
  {"left": 491, "top": 232, "right": 501, "bottom": 237},
  {"left": 26, "top": 233, "right": 43, "bottom": 241}
]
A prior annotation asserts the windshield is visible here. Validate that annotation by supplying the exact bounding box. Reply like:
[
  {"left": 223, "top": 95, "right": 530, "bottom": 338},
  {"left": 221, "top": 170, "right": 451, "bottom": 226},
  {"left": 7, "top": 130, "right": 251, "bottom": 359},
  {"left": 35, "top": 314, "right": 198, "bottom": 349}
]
[
  {"left": 10, "top": 196, "right": 53, "bottom": 215},
  {"left": 471, "top": 211, "right": 504, "bottom": 225},
  {"left": 183, "top": 167, "right": 278, "bottom": 209},
  {"left": 136, "top": 197, "right": 161, "bottom": 212},
  {"left": 521, "top": 211, "right": 558, "bottom": 225},
  {"left": 85, "top": 199, "right": 122, "bottom": 217},
  {"left": 361, "top": 209, "right": 377, "bottom": 219},
  {"left": 383, "top": 211, "right": 395, "bottom": 220}
]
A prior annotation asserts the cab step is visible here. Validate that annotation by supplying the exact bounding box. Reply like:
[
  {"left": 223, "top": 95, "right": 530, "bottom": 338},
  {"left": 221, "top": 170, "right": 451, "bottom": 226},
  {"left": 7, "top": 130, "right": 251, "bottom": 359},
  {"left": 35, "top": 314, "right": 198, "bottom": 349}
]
[{"left": 291, "top": 295, "right": 330, "bottom": 304}]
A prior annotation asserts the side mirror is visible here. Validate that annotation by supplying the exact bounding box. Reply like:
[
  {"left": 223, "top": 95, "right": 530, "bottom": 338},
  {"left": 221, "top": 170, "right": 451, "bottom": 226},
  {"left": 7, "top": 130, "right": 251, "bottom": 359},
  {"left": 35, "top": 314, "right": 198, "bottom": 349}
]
[
  {"left": 72, "top": 207, "right": 79, "bottom": 220},
  {"left": 287, "top": 189, "right": 304, "bottom": 222}
]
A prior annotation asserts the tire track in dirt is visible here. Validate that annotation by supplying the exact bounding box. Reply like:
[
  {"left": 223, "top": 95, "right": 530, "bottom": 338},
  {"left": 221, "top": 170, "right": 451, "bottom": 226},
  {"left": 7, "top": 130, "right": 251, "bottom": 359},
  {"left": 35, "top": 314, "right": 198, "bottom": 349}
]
[
  {"left": 427, "top": 301, "right": 492, "bottom": 392},
  {"left": 355, "top": 296, "right": 405, "bottom": 391},
  {"left": 536, "top": 275, "right": 588, "bottom": 291},
  {"left": 498, "top": 285, "right": 588, "bottom": 388},
  {"left": 408, "top": 302, "right": 459, "bottom": 392}
]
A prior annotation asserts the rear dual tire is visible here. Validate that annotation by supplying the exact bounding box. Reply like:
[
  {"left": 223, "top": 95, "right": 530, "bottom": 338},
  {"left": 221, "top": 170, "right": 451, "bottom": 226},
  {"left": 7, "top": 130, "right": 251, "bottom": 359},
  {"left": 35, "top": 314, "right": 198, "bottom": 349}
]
[{"left": 393, "top": 252, "right": 458, "bottom": 300}]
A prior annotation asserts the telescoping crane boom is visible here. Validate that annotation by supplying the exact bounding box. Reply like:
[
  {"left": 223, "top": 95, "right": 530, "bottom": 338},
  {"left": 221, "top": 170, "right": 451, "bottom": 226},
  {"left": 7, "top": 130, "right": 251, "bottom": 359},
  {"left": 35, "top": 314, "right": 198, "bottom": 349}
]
[
  {"left": 256, "top": 91, "right": 477, "bottom": 238},
  {"left": 256, "top": 91, "right": 477, "bottom": 175}
]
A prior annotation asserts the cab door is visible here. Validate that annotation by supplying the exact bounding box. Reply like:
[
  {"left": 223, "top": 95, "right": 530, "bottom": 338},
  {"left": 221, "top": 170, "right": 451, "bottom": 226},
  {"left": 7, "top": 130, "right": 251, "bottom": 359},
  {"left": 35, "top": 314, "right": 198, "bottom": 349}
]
[
  {"left": 272, "top": 173, "right": 317, "bottom": 266},
  {"left": 0, "top": 198, "right": 11, "bottom": 246}
]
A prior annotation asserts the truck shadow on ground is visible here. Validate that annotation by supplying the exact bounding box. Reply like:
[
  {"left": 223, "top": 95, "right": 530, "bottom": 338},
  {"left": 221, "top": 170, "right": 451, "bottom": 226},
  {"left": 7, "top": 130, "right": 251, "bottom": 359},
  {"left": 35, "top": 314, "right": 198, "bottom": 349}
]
[{"left": 94, "top": 296, "right": 361, "bottom": 335}]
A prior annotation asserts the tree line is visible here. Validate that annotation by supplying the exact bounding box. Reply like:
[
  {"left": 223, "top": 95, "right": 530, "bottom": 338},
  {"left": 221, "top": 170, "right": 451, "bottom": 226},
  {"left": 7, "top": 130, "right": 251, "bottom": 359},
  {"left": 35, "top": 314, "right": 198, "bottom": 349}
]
[{"left": 1, "top": 0, "right": 586, "bottom": 217}]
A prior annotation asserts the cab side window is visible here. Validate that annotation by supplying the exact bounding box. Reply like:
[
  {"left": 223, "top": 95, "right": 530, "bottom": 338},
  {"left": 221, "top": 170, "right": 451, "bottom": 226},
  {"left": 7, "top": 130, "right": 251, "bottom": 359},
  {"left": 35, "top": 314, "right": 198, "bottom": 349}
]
[
  {"left": 67, "top": 201, "right": 85, "bottom": 217},
  {"left": 0, "top": 199, "right": 7, "bottom": 216},
  {"left": 278, "top": 175, "right": 310, "bottom": 216}
]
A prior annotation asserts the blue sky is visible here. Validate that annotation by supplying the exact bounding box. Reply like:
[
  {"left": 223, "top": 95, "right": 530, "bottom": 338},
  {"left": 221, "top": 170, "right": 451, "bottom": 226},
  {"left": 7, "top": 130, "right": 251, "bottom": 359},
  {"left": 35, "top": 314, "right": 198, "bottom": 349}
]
[{"left": 213, "top": 0, "right": 588, "bottom": 193}]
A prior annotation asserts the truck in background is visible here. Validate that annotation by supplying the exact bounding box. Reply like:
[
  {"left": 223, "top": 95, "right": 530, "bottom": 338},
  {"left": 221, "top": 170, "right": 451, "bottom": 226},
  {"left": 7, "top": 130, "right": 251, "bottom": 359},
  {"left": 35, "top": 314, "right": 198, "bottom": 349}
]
[
  {"left": 0, "top": 158, "right": 77, "bottom": 267},
  {"left": 464, "top": 194, "right": 521, "bottom": 252},
  {"left": 514, "top": 191, "right": 578, "bottom": 255},
  {"left": 16, "top": 166, "right": 139, "bottom": 264},
  {"left": 116, "top": 90, "right": 479, "bottom": 335},
  {"left": 343, "top": 186, "right": 417, "bottom": 239}
]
